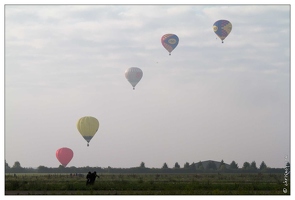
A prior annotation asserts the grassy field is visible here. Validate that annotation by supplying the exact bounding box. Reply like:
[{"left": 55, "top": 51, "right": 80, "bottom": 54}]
[{"left": 5, "top": 173, "right": 290, "bottom": 195}]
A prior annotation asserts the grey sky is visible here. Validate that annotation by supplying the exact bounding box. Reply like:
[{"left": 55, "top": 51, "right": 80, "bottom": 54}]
[{"left": 4, "top": 4, "right": 290, "bottom": 169}]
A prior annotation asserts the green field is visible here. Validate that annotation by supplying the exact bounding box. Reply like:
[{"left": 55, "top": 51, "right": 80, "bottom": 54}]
[{"left": 5, "top": 173, "right": 290, "bottom": 195}]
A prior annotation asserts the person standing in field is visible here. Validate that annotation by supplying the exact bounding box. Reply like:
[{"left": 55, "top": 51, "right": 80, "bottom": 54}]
[
  {"left": 86, "top": 171, "right": 92, "bottom": 185},
  {"left": 86, "top": 171, "right": 100, "bottom": 185},
  {"left": 90, "top": 171, "right": 99, "bottom": 185}
]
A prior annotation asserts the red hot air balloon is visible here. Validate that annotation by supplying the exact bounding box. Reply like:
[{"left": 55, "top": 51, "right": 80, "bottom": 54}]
[{"left": 56, "top": 147, "right": 74, "bottom": 167}]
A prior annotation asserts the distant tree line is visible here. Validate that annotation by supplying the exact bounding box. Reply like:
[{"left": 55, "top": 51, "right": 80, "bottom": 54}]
[{"left": 5, "top": 160, "right": 287, "bottom": 174}]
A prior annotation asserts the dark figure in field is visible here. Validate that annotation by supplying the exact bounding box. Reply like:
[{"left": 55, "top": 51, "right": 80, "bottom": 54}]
[
  {"left": 86, "top": 171, "right": 100, "bottom": 185},
  {"left": 90, "top": 171, "right": 100, "bottom": 184},
  {"left": 86, "top": 171, "right": 92, "bottom": 185}
]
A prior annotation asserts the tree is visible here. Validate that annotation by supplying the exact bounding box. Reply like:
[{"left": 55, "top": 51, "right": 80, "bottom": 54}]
[
  {"left": 140, "top": 162, "right": 145, "bottom": 168},
  {"left": 162, "top": 163, "right": 168, "bottom": 169},
  {"left": 229, "top": 161, "right": 238, "bottom": 169},
  {"left": 37, "top": 165, "right": 49, "bottom": 173},
  {"left": 12, "top": 161, "right": 22, "bottom": 169},
  {"left": 189, "top": 162, "right": 196, "bottom": 170},
  {"left": 206, "top": 161, "right": 217, "bottom": 170},
  {"left": 219, "top": 160, "right": 226, "bottom": 170},
  {"left": 197, "top": 161, "right": 204, "bottom": 170},
  {"left": 250, "top": 161, "right": 257, "bottom": 170},
  {"left": 259, "top": 161, "right": 267, "bottom": 170},
  {"left": 242, "top": 162, "right": 250, "bottom": 170},
  {"left": 107, "top": 166, "right": 112, "bottom": 173},
  {"left": 5, "top": 160, "right": 10, "bottom": 170},
  {"left": 174, "top": 162, "right": 180, "bottom": 169},
  {"left": 184, "top": 162, "right": 190, "bottom": 169}
]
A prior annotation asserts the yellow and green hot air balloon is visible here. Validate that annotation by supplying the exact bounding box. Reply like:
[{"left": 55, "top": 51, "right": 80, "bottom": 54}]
[{"left": 77, "top": 116, "right": 99, "bottom": 147}]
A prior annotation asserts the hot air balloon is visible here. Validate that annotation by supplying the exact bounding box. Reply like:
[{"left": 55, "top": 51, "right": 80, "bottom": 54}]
[
  {"left": 213, "top": 20, "right": 232, "bottom": 43},
  {"left": 125, "top": 67, "right": 143, "bottom": 90},
  {"left": 56, "top": 147, "right": 73, "bottom": 167},
  {"left": 161, "top": 34, "right": 179, "bottom": 55},
  {"left": 77, "top": 116, "right": 99, "bottom": 146}
]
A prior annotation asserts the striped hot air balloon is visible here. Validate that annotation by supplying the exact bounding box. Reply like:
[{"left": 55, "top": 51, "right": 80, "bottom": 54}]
[
  {"left": 213, "top": 20, "right": 232, "bottom": 43},
  {"left": 161, "top": 34, "right": 179, "bottom": 55}
]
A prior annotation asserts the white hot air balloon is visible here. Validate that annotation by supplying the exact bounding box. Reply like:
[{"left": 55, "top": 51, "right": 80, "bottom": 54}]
[{"left": 125, "top": 67, "right": 143, "bottom": 90}]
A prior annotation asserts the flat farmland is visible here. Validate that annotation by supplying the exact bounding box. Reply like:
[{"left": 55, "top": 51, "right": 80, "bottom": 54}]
[{"left": 5, "top": 173, "right": 289, "bottom": 195}]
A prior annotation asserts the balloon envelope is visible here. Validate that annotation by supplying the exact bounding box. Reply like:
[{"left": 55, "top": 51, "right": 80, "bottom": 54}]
[
  {"left": 161, "top": 34, "right": 179, "bottom": 55},
  {"left": 77, "top": 116, "right": 99, "bottom": 146},
  {"left": 125, "top": 67, "right": 143, "bottom": 90},
  {"left": 56, "top": 147, "right": 73, "bottom": 167},
  {"left": 213, "top": 20, "right": 232, "bottom": 43}
]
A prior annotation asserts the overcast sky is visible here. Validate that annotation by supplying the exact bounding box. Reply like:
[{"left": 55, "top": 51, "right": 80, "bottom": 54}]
[{"left": 4, "top": 4, "right": 291, "bottom": 169}]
